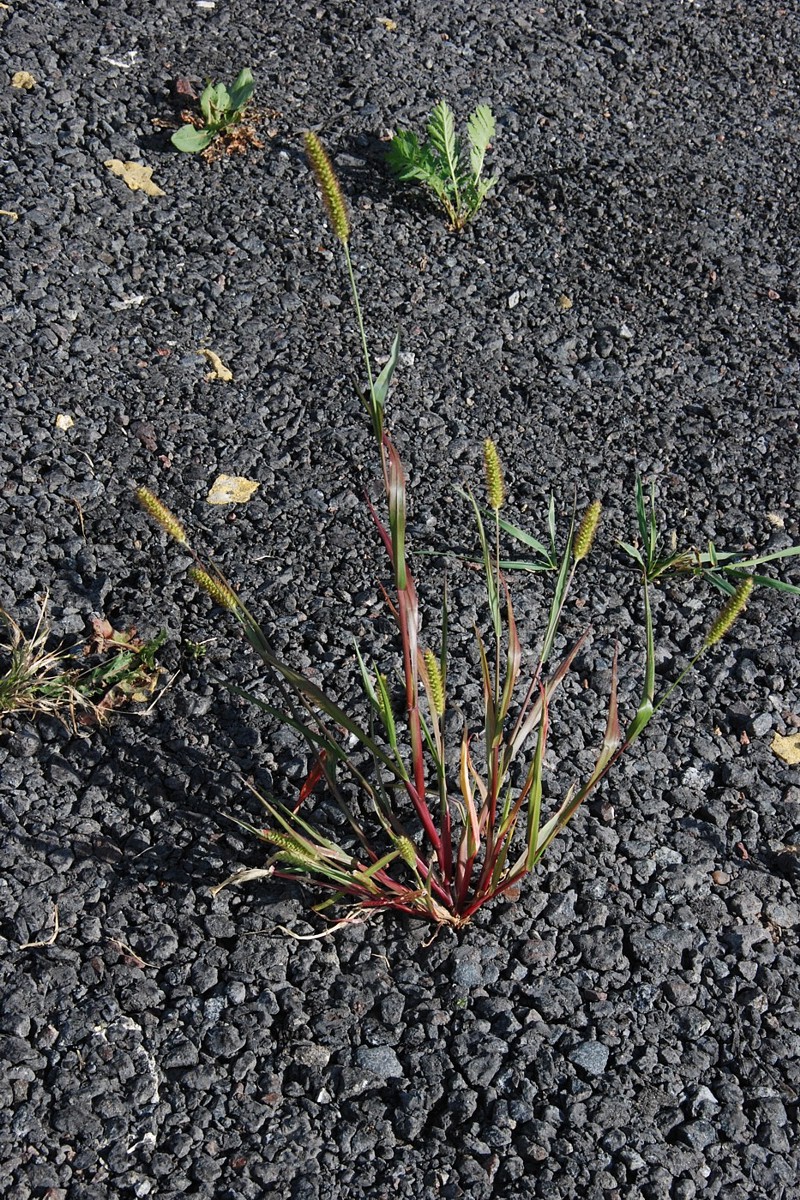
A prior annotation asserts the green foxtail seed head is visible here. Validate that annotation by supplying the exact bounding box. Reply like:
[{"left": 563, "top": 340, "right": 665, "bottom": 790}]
[
  {"left": 573, "top": 499, "right": 602, "bottom": 562},
  {"left": 303, "top": 131, "right": 350, "bottom": 244},
  {"left": 704, "top": 576, "right": 754, "bottom": 648},
  {"left": 483, "top": 438, "right": 505, "bottom": 511},
  {"left": 263, "top": 830, "right": 320, "bottom": 869},
  {"left": 395, "top": 836, "right": 418, "bottom": 869},
  {"left": 135, "top": 486, "right": 188, "bottom": 546},
  {"left": 423, "top": 648, "right": 445, "bottom": 716},
  {"left": 188, "top": 567, "right": 240, "bottom": 613}
]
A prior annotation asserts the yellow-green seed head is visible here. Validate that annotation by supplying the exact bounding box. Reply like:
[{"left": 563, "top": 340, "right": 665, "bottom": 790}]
[
  {"left": 304, "top": 131, "right": 350, "bottom": 244},
  {"left": 423, "top": 648, "right": 445, "bottom": 716},
  {"left": 395, "top": 836, "right": 418, "bottom": 869},
  {"left": 705, "top": 577, "right": 754, "bottom": 648},
  {"left": 188, "top": 567, "right": 240, "bottom": 613},
  {"left": 573, "top": 499, "right": 602, "bottom": 562},
  {"left": 135, "top": 486, "right": 188, "bottom": 546},
  {"left": 483, "top": 438, "right": 505, "bottom": 511},
  {"left": 263, "top": 830, "right": 320, "bottom": 869}
]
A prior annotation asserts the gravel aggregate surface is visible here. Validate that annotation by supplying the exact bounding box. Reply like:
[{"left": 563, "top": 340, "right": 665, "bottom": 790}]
[{"left": 1, "top": 1, "right": 799, "bottom": 1197}]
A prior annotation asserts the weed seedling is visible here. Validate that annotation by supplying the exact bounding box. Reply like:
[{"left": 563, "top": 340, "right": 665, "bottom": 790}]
[
  {"left": 387, "top": 99, "right": 497, "bottom": 230},
  {"left": 136, "top": 136, "right": 799, "bottom": 931},
  {"left": 171, "top": 68, "right": 256, "bottom": 154},
  {"left": 0, "top": 599, "right": 167, "bottom": 727}
]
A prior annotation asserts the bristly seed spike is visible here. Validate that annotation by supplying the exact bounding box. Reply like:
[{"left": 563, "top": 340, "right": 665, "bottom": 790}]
[
  {"left": 303, "top": 132, "right": 350, "bottom": 245},
  {"left": 483, "top": 438, "right": 504, "bottom": 511},
  {"left": 574, "top": 500, "right": 602, "bottom": 562},
  {"left": 423, "top": 648, "right": 445, "bottom": 715},
  {"left": 705, "top": 576, "right": 754, "bottom": 648},
  {"left": 188, "top": 567, "right": 240, "bottom": 613},
  {"left": 135, "top": 486, "right": 189, "bottom": 547},
  {"left": 395, "top": 836, "right": 418, "bottom": 869}
]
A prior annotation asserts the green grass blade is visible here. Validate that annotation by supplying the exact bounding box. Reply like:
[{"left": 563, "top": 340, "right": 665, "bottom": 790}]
[
  {"left": 496, "top": 513, "right": 554, "bottom": 562},
  {"left": 527, "top": 782, "right": 578, "bottom": 866},
  {"left": 723, "top": 545, "right": 800, "bottom": 571},
  {"left": 647, "top": 482, "right": 658, "bottom": 569},
  {"left": 625, "top": 577, "right": 655, "bottom": 743},
  {"left": 524, "top": 686, "right": 548, "bottom": 870},
  {"left": 547, "top": 494, "right": 557, "bottom": 557},
  {"left": 498, "top": 559, "right": 559, "bottom": 574},
  {"left": 618, "top": 540, "right": 646, "bottom": 569},
  {"left": 585, "top": 645, "right": 621, "bottom": 786},
  {"left": 497, "top": 582, "right": 521, "bottom": 730},
  {"left": 372, "top": 332, "right": 401, "bottom": 414},
  {"left": 539, "top": 520, "right": 574, "bottom": 667},
  {"left": 460, "top": 487, "right": 501, "bottom": 642},
  {"left": 635, "top": 477, "right": 648, "bottom": 550},
  {"left": 374, "top": 669, "right": 400, "bottom": 754},
  {"left": 387, "top": 440, "right": 408, "bottom": 590},
  {"left": 353, "top": 642, "right": 379, "bottom": 708},
  {"left": 749, "top": 573, "right": 800, "bottom": 596},
  {"left": 475, "top": 626, "right": 496, "bottom": 748}
]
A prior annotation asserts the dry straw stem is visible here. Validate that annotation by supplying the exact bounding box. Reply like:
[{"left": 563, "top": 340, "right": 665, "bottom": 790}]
[
  {"left": 705, "top": 576, "right": 754, "bottom": 647},
  {"left": 574, "top": 500, "right": 602, "bottom": 562},
  {"left": 303, "top": 132, "right": 350, "bottom": 244}
]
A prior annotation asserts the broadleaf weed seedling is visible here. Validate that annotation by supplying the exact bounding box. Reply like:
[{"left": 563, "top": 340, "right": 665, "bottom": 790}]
[
  {"left": 171, "top": 68, "right": 256, "bottom": 155},
  {"left": 136, "top": 135, "right": 800, "bottom": 931},
  {"left": 387, "top": 100, "right": 498, "bottom": 230}
]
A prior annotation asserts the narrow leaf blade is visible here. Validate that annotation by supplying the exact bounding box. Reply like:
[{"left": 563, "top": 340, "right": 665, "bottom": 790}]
[{"left": 372, "top": 332, "right": 401, "bottom": 413}]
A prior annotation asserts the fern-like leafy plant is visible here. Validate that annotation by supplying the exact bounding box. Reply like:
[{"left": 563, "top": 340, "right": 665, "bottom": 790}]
[{"left": 387, "top": 100, "right": 497, "bottom": 230}]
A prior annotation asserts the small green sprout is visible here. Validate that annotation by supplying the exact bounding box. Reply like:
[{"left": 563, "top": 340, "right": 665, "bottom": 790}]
[
  {"left": 387, "top": 99, "right": 498, "bottom": 231},
  {"left": 0, "top": 599, "right": 167, "bottom": 726},
  {"left": 171, "top": 68, "right": 255, "bottom": 154}
]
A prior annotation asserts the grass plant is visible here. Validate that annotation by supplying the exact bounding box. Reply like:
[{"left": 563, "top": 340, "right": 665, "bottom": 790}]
[{"left": 136, "top": 135, "right": 800, "bottom": 930}]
